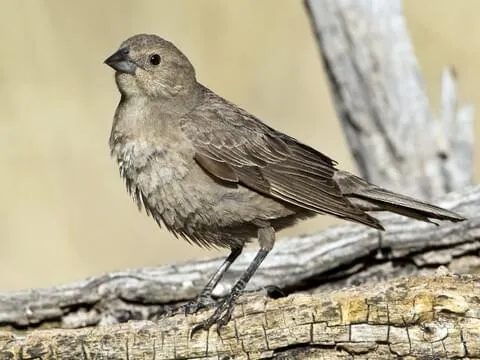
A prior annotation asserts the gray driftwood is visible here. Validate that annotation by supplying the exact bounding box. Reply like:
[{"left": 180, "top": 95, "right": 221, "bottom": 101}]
[
  {"left": 0, "top": 0, "right": 477, "bottom": 359},
  {"left": 305, "top": 0, "right": 474, "bottom": 199}
]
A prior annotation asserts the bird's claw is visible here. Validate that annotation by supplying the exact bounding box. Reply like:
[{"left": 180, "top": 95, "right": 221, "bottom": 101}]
[
  {"left": 190, "top": 297, "right": 236, "bottom": 338},
  {"left": 164, "top": 294, "right": 216, "bottom": 318},
  {"left": 180, "top": 295, "right": 217, "bottom": 315}
]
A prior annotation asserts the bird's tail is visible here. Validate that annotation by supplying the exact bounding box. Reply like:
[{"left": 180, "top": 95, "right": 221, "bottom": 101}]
[{"left": 334, "top": 170, "right": 466, "bottom": 224}]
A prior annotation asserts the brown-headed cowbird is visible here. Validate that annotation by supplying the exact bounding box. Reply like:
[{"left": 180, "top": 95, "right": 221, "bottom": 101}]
[{"left": 104, "top": 34, "right": 465, "bottom": 332}]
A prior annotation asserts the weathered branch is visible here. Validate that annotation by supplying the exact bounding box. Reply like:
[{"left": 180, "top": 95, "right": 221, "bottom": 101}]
[
  {"left": 304, "top": 0, "right": 474, "bottom": 199},
  {"left": 439, "top": 66, "right": 475, "bottom": 192},
  {"left": 2, "top": 274, "right": 479, "bottom": 359},
  {"left": 0, "top": 185, "right": 477, "bottom": 331}
]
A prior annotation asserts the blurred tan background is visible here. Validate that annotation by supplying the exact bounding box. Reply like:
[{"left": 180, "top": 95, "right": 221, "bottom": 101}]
[{"left": 1, "top": 1, "right": 479, "bottom": 290}]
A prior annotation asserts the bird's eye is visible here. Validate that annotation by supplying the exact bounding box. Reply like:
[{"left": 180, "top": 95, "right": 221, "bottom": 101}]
[{"left": 149, "top": 54, "right": 161, "bottom": 65}]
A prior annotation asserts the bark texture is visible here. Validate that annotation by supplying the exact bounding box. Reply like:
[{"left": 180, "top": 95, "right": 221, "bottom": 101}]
[{"left": 1, "top": 274, "right": 479, "bottom": 359}]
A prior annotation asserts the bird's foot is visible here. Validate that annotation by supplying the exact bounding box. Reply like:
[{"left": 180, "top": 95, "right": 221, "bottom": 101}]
[
  {"left": 190, "top": 295, "right": 236, "bottom": 337},
  {"left": 163, "top": 294, "right": 216, "bottom": 318},
  {"left": 180, "top": 294, "right": 217, "bottom": 315}
]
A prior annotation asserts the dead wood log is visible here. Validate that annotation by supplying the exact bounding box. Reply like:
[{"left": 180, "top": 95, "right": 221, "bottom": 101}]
[{"left": 1, "top": 274, "right": 479, "bottom": 359}]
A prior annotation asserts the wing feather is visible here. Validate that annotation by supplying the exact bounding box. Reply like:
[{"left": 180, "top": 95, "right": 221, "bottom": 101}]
[{"left": 181, "top": 89, "right": 382, "bottom": 229}]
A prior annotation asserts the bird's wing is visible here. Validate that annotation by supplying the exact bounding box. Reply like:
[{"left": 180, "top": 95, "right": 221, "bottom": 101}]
[{"left": 180, "top": 91, "right": 382, "bottom": 229}]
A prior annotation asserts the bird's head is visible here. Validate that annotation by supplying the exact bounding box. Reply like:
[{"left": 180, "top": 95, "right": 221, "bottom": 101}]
[{"left": 104, "top": 34, "right": 197, "bottom": 100}]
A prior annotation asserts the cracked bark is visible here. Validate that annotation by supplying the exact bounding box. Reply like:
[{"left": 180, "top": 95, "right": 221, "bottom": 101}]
[
  {"left": 1, "top": 274, "right": 479, "bottom": 359},
  {"left": 0, "top": 0, "right": 477, "bottom": 359}
]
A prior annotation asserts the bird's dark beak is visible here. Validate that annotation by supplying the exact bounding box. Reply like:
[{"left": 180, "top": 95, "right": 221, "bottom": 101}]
[{"left": 104, "top": 47, "right": 137, "bottom": 75}]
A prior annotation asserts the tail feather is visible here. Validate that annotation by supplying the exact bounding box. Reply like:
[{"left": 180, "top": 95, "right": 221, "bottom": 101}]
[{"left": 334, "top": 170, "right": 466, "bottom": 223}]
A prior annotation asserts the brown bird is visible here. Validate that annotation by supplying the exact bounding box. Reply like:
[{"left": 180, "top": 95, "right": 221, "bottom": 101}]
[{"left": 104, "top": 34, "right": 465, "bottom": 331}]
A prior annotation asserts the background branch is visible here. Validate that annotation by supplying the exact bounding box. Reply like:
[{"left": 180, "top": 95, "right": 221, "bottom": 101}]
[{"left": 304, "top": 0, "right": 474, "bottom": 199}]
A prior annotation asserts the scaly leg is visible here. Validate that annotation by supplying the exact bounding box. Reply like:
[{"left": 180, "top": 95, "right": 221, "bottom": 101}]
[
  {"left": 191, "top": 226, "right": 275, "bottom": 334},
  {"left": 177, "top": 245, "right": 243, "bottom": 315}
]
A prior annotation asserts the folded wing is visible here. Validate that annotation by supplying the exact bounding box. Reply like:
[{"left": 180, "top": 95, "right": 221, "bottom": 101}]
[{"left": 181, "top": 90, "right": 383, "bottom": 230}]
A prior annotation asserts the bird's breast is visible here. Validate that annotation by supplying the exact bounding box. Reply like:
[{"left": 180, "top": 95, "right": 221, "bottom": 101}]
[
  {"left": 111, "top": 135, "right": 201, "bottom": 227},
  {"left": 110, "top": 135, "right": 301, "bottom": 247},
  {"left": 112, "top": 136, "right": 192, "bottom": 187}
]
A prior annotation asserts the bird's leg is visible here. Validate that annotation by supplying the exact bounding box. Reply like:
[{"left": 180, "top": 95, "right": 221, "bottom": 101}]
[
  {"left": 176, "top": 245, "right": 243, "bottom": 315},
  {"left": 191, "top": 226, "right": 275, "bottom": 335}
]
